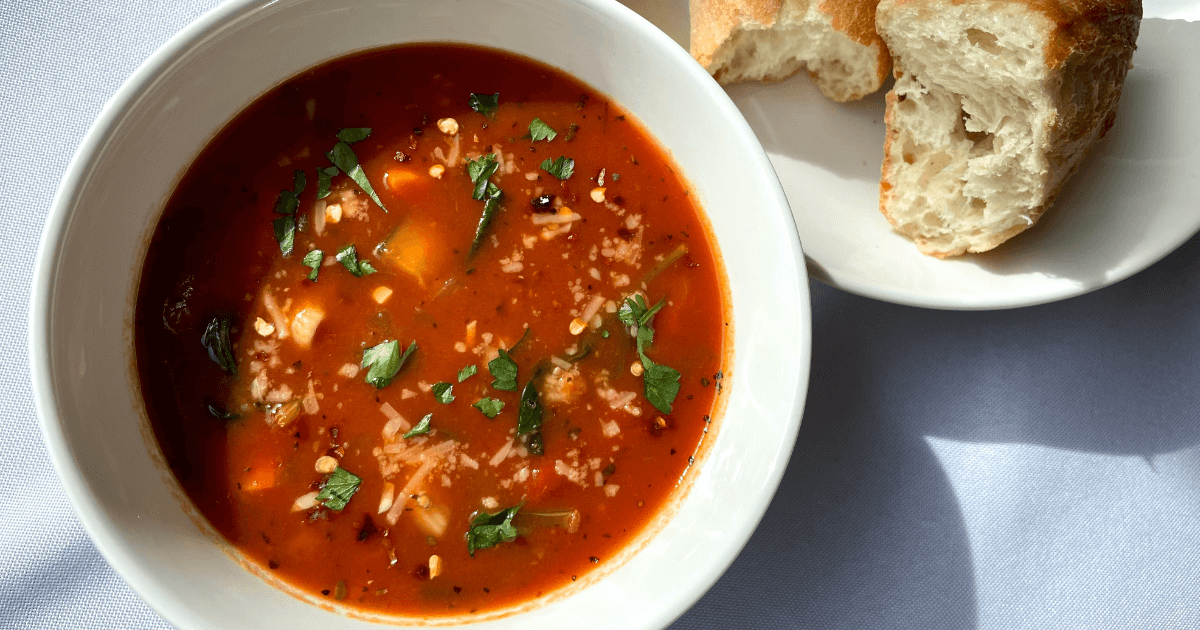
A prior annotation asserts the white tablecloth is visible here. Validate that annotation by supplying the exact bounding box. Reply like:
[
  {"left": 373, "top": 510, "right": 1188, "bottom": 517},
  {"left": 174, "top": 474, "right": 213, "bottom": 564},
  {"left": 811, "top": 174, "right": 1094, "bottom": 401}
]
[{"left": 5, "top": 1, "right": 1200, "bottom": 628}]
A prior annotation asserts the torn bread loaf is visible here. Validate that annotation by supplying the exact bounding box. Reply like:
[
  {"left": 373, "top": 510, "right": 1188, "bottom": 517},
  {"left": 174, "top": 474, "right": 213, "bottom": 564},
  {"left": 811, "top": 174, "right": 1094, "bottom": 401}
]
[
  {"left": 690, "top": 0, "right": 890, "bottom": 102},
  {"left": 876, "top": 0, "right": 1141, "bottom": 257}
]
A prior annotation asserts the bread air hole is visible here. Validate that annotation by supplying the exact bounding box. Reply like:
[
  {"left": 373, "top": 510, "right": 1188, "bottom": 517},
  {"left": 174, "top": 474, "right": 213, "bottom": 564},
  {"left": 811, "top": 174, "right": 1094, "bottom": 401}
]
[{"left": 965, "top": 28, "right": 1002, "bottom": 56}]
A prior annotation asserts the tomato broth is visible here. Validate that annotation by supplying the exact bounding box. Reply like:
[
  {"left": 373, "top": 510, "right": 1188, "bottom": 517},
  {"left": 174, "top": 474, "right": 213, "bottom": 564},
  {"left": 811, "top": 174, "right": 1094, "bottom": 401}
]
[{"left": 135, "top": 44, "right": 728, "bottom": 617}]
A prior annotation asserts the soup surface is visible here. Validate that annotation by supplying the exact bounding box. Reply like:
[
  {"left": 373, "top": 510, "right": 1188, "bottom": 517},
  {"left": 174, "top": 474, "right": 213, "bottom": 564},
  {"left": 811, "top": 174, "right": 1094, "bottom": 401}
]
[{"left": 136, "top": 44, "right": 728, "bottom": 617}]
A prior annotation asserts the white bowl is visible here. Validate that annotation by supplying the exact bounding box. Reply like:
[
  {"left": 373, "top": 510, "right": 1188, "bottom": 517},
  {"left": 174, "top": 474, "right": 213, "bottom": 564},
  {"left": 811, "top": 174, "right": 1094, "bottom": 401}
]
[{"left": 29, "top": 0, "right": 811, "bottom": 628}]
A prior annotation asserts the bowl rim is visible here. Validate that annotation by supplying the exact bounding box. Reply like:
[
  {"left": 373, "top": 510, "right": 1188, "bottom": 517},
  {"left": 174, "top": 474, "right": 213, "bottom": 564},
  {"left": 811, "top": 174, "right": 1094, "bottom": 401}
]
[{"left": 28, "top": 0, "right": 812, "bottom": 627}]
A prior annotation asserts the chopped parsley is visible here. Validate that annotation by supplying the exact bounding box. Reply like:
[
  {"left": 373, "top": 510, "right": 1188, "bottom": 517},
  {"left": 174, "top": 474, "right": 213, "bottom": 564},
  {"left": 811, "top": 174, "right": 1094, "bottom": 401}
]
[
  {"left": 402, "top": 413, "right": 432, "bottom": 438},
  {"left": 488, "top": 349, "right": 518, "bottom": 391},
  {"left": 467, "top": 503, "right": 521, "bottom": 556},
  {"left": 611, "top": 173, "right": 620, "bottom": 181},
  {"left": 467, "top": 153, "right": 501, "bottom": 200},
  {"left": 315, "top": 166, "right": 338, "bottom": 199},
  {"left": 361, "top": 339, "right": 416, "bottom": 389},
  {"left": 273, "top": 215, "right": 295, "bottom": 257},
  {"left": 564, "top": 123, "right": 579, "bottom": 142},
  {"left": 301, "top": 249, "right": 323, "bottom": 281},
  {"left": 466, "top": 154, "right": 503, "bottom": 256},
  {"left": 473, "top": 397, "right": 504, "bottom": 418},
  {"left": 458, "top": 364, "right": 478, "bottom": 382},
  {"left": 336, "top": 127, "right": 371, "bottom": 143},
  {"left": 518, "top": 379, "right": 544, "bottom": 455},
  {"left": 620, "top": 296, "right": 681, "bottom": 414},
  {"left": 468, "top": 92, "right": 499, "bottom": 119},
  {"left": 541, "top": 156, "right": 575, "bottom": 180},
  {"left": 200, "top": 316, "right": 237, "bottom": 375},
  {"left": 335, "top": 244, "right": 377, "bottom": 277},
  {"left": 326, "top": 130, "right": 388, "bottom": 212},
  {"left": 431, "top": 382, "right": 455, "bottom": 404},
  {"left": 315, "top": 467, "right": 361, "bottom": 511},
  {"left": 528, "top": 118, "right": 557, "bottom": 142},
  {"left": 274, "top": 169, "right": 306, "bottom": 214},
  {"left": 205, "top": 402, "right": 239, "bottom": 420}
]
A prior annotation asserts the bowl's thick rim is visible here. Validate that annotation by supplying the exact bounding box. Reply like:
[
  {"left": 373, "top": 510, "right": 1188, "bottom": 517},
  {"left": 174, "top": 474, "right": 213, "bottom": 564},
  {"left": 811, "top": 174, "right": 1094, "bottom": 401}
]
[{"left": 28, "top": 0, "right": 812, "bottom": 627}]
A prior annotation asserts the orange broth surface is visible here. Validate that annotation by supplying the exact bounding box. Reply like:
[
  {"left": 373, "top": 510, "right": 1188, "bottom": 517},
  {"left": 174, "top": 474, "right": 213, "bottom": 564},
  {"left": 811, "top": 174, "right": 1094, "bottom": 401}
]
[{"left": 135, "top": 44, "right": 728, "bottom": 617}]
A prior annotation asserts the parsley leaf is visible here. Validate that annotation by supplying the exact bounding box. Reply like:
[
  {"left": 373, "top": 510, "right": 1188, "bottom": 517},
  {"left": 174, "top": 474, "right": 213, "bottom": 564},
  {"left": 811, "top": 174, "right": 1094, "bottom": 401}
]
[
  {"left": 488, "top": 349, "right": 518, "bottom": 391},
  {"left": 432, "top": 382, "right": 455, "bottom": 404},
  {"left": 466, "top": 154, "right": 504, "bottom": 256},
  {"left": 316, "top": 166, "right": 338, "bottom": 199},
  {"left": 336, "top": 127, "right": 371, "bottom": 144},
  {"left": 621, "top": 296, "right": 681, "bottom": 414},
  {"left": 467, "top": 503, "right": 521, "bottom": 556},
  {"left": 200, "top": 316, "right": 238, "bottom": 375},
  {"left": 403, "top": 413, "right": 432, "bottom": 438},
  {"left": 273, "top": 216, "right": 295, "bottom": 257},
  {"left": 316, "top": 467, "right": 361, "bottom": 511},
  {"left": 618, "top": 295, "right": 665, "bottom": 330},
  {"left": 528, "top": 118, "right": 557, "bottom": 142},
  {"left": 458, "top": 364, "right": 478, "bottom": 382},
  {"left": 611, "top": 173, "right": 620, "bottom": 181},
  {"left": 335, "top": 244, "right": 377, "bottom": 277},
  {"left": 473, "top": 397, "right": 504, "bottom": 418},
  {"left": 640, "top": 355, "right": 681, "bottom": 415},
  {"left": 273, "top": 169, "right": 305, "bottom": 214},
  {"left": 468, "top": 92, "right": 499, "bottom": 120},
  {"left": 205, "top": 402, "right": 240, "bottom": 420},
  {"left": 467, "top": 153, "right": 500, "bottom": 201},
  {"left": 540, "top": 156, "right": 574, "bottom": 180},
  {"left": 301, "top": 249, "right": 323, "bottom": 281},
  {"left": 275, "top": 191, "right": 299, "bottom": 215},
  {"left": 362, "top": 339, "right": 416, "bottom": 389},
  {"left": 470, "top": 192, "right": 502, "bottom": 257},
  {"left": 517, "top": 379, "right": 543, "bottom": 436},
  {"left": 326, "top": 140, "right": 388, "bottom": 212}
]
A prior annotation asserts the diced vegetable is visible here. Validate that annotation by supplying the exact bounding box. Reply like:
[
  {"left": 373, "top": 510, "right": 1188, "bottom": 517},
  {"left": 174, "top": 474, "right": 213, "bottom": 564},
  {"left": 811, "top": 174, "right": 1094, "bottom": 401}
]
[
  {"left": 377, "top": 222, "right": 448, "bottom": 286},
  {"left": 289, "top": 305, "right": 324, "bottom": 348}
]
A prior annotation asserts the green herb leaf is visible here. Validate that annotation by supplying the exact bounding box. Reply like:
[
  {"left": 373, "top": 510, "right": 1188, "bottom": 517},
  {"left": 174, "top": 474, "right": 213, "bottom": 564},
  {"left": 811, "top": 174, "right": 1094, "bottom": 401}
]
[
  {"left": 467, "top": 153, "right": 500, "bottom": 201},
  {"left": 458, "top": 364, "right": 478, "bottom": 382},
  {"left": 468, "top": 93, "right": 499, "bottom": 120},
  {"left": 639, "top": 355, "right": 681, "bottom": 414},
  {"left": 316, "top": 467, "right": 362, "bottom": 511},
  {"left": 621, "top": 296, "right": 680, "bottom": 414},
  {"left": 336, "top": 127, "right": 371, "bottom": 144},
  {"left": 618, "top": 295, "right": 665, "bottom": 330},
  {"left": 611, "top": 173, "right": 620, "bottom": 181},
  {"left": 432, "top": 382, "right": 455, "bottom": 404},
  {"left": 273, "top": 170, "right": 306, "bottom": 214},
  {"left": 467, "top": 503, "right": 521, "bottom": 556},
  {"left": 292, "top": 169, "right": 306, "bottom": 195},
  {"left": 273, "top": 216, "right": 295, "bottom": 257},
  {"left": 403, "top": 413, "right": 432, "bottom": 438},
  {"left": 336, "top": 244, "right": 377, "bottom": 277},
  {"left": 362, "top": 339, "right": 416, "bottom": 389},
  {"left": 473, "top": 397, "right": 504, "bottom": 418},
  {"left": 200, "top": 316, "right": 238, "bottom": 375},
  {"left": 316, "top": 166, "right": 338, "bottom": 199},
  {"left": 601, "top": 329, "right": 610, "bottom": 338},
  {"left": 274, "top": 190, "right": 299, "bottom": 215},
  {"left": 540, "top": 156, "right": 575, "bottom": 180},
  {"left": 528, "top": 118, "right": 557, "bottom": 142},
  {"left": 469, "top": 192, "right": 502, "bottom": 257},
  {"left": 517, "top": 379, "right": 543, "bottom": 436},
  {"left": 302, "top": 249, "right": 323, "bottom": 281},
  {"left": 206, "top": 402, "right": 240, "bottom": 420},
  {"left": 564, "top": 123, "right": 579, "bottom": 142},
  {"left": 326, "top": 141, "right": 388, "bottom": 212},
  {"left": 488, "top": 349, "right": 518, "bottom": 391}
]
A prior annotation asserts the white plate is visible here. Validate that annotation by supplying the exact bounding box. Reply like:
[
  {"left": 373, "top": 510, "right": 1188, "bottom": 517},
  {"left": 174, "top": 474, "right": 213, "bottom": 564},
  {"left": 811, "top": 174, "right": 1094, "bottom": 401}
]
[{"left": 622, "top": 0, "right": 1200, "bottom": 309}]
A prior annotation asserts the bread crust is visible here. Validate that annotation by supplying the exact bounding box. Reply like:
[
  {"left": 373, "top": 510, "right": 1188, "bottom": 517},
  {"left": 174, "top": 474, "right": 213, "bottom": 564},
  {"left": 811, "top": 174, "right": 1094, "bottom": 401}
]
[
  {"left": 690, "top": 0, "right": 890, "bottom": 101},
  {"left": 877, "top": 0, "right": 1141, "bottom": 257}
]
